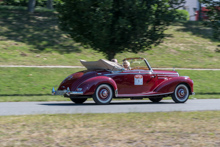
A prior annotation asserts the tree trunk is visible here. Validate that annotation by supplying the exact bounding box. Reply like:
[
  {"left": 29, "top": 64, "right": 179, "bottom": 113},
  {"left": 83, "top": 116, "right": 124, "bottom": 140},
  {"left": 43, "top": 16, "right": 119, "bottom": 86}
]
[
  {"left": 28, "top": 0, "right": 36, "bottom": 13},
  {"left": 198, "top": 2, "right": 203, "bottom": 21},
  {"left": 47, "top": 0, "right": 53, "bottom": 9},
  {"left": 106, "top": 50, "right": 116, "bottom": 61}
]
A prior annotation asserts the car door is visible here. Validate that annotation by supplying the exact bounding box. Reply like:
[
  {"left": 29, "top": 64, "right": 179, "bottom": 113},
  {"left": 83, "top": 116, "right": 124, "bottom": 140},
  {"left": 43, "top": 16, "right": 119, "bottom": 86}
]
[{"left": 118, "top": 70, "right": 157, "bottom": 94}]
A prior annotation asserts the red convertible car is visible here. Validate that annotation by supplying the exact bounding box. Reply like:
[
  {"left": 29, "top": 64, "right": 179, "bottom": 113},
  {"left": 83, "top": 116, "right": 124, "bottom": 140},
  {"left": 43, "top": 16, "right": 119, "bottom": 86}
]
[{"left": 52, "top": 58, "right": 194, "bottom": 104}]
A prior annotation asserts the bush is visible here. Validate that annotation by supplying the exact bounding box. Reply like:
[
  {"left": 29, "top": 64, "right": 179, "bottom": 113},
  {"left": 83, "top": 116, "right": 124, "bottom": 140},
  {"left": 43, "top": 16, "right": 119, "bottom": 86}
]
[
  {"left": 174, "top": 9, "right": 190, "bottom": 21},
  {"left": 0, "top": 0, "right": 27, "bottom": 6}
]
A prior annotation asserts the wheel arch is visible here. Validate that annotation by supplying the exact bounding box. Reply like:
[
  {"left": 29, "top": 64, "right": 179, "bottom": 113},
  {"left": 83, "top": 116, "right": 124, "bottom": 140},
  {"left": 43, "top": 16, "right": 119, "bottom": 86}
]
[
  {"left": 77, "top": 76, "right": 117, "bottom": 96},
  {"left": 154, "top": 77, "right": 193, "bottom": 94},
  {"left": 178, "top": 82, "right": 192, "bottom": 94}
]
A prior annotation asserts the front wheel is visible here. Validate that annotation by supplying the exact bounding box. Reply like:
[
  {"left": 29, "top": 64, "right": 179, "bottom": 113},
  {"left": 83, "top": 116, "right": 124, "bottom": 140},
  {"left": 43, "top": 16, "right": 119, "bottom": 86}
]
[
  {"left": 70, "top": 98, "right": 87, "bottom": 104},
  {"left": 172, "top": 84, "right": 189, "bottom": 103},
  {"left": 93, "top": 84, "right": 113, "bottom": 105}
]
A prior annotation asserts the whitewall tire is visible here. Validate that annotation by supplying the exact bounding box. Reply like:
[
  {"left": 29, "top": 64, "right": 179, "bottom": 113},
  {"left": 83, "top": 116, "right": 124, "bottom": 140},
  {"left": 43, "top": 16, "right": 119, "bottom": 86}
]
[
  {"left": 93, "top": 84, "right": 113, "bottom": 105},
  {"left": 172, "top": 84, "right": 189, "bottom": 103}
]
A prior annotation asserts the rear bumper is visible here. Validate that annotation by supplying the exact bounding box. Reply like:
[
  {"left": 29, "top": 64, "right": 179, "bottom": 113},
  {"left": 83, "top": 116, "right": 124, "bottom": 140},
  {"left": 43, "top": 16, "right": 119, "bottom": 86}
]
[{"left": 52, "top": 88, "right": 83, "bottom": 96}]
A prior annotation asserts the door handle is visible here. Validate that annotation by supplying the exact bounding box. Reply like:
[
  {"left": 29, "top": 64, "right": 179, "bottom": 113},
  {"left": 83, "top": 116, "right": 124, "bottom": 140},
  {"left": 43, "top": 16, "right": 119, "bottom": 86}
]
[{"left": 151, "top": 76, "right": 155, "bottom": 78}]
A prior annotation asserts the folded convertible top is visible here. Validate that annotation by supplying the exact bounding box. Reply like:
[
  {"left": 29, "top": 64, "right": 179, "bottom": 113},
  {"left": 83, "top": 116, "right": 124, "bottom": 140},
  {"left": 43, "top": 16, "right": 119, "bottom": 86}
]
[{"left": 80, "top": 59, "right": 123, "bottom": 71}]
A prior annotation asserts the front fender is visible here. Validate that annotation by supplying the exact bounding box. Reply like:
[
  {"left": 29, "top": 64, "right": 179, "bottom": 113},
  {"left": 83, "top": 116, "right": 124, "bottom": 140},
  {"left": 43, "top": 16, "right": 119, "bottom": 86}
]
[
  {"left": 77, "top": 76, "right": 117, "bottom": 96},
  {"left": 154, "top": 77, "right": 194, "bottom": 94}
]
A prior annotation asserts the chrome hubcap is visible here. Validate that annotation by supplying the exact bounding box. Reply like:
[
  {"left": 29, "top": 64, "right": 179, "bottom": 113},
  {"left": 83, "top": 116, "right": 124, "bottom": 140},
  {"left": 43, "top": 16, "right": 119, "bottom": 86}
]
[
  {"left": 177, "top": 87, "right": 186, "bottom": 99},
  {"left": 178, "top": 89, "right": 185, "bottom": 96},
  {"left": 99, "top": 89, "right": 108, "bottom": 99}
]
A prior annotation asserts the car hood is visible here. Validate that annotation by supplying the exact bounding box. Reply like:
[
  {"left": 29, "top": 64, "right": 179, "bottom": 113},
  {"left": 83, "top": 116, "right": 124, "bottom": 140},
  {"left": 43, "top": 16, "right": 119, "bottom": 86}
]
[{"left": 153, "top": 70, "right": 179, "bottom": 76}]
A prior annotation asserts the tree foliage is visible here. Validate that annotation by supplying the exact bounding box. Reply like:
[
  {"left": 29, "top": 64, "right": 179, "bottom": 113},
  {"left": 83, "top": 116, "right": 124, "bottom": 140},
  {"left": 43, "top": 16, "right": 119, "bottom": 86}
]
[
  {"left": 0, "top": 0, "right": 61, "bottom": 8},
  {"left": 57, "top": 0, "right": 185, "bottom": 60},
  {"left": 174, "top": 9, "right": 189, "bottom": 21},
  {"left": 200, "top": 0, "right": 220, "bottom": 40}
]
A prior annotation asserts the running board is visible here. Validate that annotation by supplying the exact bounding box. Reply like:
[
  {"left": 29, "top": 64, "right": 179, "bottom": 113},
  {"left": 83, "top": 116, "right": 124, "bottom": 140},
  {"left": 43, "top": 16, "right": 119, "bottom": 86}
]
[{"left": 116, "top": 92, "right": 173, "bottom": 98}]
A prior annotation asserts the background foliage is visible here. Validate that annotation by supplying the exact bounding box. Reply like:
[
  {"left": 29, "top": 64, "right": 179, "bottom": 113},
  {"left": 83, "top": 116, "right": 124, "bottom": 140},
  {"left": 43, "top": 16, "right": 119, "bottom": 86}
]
[
  {"left": 57, "top": 0, "right": 185, "bottom": 60},
  {"left": 174, "top": 9, "right": 189, "bottom": 21},
  {"left": 0, "top": 0, "right": 62, "bottom": 8},
  {"left": 0, "top": 5, "right": 219, "bottom": 101},
  {"left": 200, "top": 0, "right": 220, "bottom": 40}
]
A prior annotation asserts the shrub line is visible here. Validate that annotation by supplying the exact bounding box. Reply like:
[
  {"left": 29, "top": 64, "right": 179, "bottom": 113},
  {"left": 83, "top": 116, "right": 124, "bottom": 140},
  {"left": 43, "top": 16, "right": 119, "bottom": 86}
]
[{"left": 0, "top": 65, "right": 220, "bottom": 70}]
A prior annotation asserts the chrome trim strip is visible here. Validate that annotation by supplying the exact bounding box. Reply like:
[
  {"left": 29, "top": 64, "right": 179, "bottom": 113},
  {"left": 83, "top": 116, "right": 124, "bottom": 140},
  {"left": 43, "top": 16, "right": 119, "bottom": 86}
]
[
  {"left": 104, "top": 72, "right": 178, "bottom": 76},
  {"left": 158, "top": 77, "right": 168, "bottom": 80},
  {"left": 70, "top": 91, "right": 83, "bottom": 95},
  {"left": 116, "top": 92, "right": 173, "bottom": 97},
  {"left": 192, "top": 92, "right": 195, "bottom": 95},
  {"left": 104, "top": 73, "right": 151, "bottom": 76},
  {"left": 157, "top": 73, "right": 179, "bottom": 75}
]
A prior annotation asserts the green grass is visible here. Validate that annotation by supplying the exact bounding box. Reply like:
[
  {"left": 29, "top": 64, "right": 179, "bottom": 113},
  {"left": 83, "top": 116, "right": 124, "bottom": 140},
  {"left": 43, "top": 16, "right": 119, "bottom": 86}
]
[
  {"left": 0, "top": 6, "right": 105, "bottom": 66},
  {"left": 0, "top": 6, "right": 219, "bottom": 101},
  {"left": 177, "top": 70, "right": 220, "bottom": 99},
  {"left": 0, "top": 6, "right": 219, "bottom": 146},
  {"left": 0, "top": 111, "right": 220, "bottom": 146},
  {"left": 0, "top": 68, "right": 80, "bottom": 95},
  {"left": 0, "top": 6, "right": 219, "bottom": 68},
  {"left": 0, "top": 67, "right": 219, "bottom": 102}
]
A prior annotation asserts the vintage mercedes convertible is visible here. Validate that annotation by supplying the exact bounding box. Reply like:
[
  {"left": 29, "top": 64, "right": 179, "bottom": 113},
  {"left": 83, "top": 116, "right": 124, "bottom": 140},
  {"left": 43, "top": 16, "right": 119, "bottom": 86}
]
[{"left": 52, "top": 58, "right": 194, "bottom": 104}]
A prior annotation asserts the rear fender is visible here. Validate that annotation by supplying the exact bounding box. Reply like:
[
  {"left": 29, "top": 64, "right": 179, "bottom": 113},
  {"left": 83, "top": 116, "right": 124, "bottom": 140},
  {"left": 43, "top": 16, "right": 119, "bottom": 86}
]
[
  {"left": 77, "top": 76, "right": 117, "bottom": 96},
  {"left": 154, "top": 77, "right": 194, "bottom": 94}
]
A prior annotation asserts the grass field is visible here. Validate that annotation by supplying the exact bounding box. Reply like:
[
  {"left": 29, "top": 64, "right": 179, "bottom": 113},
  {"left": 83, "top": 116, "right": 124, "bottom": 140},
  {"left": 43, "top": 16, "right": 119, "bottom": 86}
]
[
  {"left": 0, "top": 6, "right": 219, "bottom": 147},
  {"left": 0, "top": 111, "right": 220, "bottom": 146},
  {"left": 0, "top": 67, "right": 219, "bottom": 102},
  {"left": 0, "top": 6, "right": 219, "bottom": 68},
  {"left": 0, "top": 6, "right": 219, "bottom": 100}
]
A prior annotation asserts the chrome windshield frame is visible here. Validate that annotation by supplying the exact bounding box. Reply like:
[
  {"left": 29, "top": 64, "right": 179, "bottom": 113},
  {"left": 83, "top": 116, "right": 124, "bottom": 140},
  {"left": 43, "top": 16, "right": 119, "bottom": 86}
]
[
  {"left": 144, "top": 58, "right": 153, "bottom": 72},
  {"left": 123, "top": 57, "right": 153, "bottom": 72}
]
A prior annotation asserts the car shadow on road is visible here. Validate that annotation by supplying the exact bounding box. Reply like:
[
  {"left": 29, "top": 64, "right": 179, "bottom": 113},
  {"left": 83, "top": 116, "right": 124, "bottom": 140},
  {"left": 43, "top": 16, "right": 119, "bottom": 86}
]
[{"left": 39, "top": 101, "right": 175, "bottom": 106}]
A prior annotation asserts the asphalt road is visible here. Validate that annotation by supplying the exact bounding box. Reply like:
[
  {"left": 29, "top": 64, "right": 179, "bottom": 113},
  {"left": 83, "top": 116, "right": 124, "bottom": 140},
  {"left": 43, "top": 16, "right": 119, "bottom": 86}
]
[{"left": 0, "top": 99, "right": 220, "bottom": 116}]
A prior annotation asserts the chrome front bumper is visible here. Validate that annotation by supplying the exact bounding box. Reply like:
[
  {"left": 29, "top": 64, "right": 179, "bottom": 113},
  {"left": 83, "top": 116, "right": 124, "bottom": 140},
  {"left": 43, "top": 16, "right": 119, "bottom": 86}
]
[{"left": 52, "top": 87, "right": 83, "bottom": 96}]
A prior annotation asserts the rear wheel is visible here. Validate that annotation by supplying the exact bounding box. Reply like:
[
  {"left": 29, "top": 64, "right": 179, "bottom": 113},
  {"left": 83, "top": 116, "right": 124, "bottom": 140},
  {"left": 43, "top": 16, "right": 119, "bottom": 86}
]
[
  {"left": 93, "top": 84, "right": 113, "bottom": 105},
  {"left": 70, "top": 98, "right": 87, "bottom": 104},
  {"left": 149, "top": 97, "right": 163, "bottom": 103},
  {"left": 172, "top": 84, "right": 189, "bottom": 103}
]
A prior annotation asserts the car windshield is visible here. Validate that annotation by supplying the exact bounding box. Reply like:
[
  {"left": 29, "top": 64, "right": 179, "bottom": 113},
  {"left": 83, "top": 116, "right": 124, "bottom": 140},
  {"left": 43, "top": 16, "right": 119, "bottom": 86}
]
[{"left": 123, "top": 58, "right": 150, "bottom": 70}]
